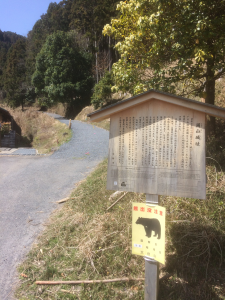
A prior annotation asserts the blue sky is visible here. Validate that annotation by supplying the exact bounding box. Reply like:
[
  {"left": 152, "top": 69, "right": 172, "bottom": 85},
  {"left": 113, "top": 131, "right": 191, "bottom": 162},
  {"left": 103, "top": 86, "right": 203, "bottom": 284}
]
[{"left": 0, "top": 0, "right": 61, "bottom": 37}]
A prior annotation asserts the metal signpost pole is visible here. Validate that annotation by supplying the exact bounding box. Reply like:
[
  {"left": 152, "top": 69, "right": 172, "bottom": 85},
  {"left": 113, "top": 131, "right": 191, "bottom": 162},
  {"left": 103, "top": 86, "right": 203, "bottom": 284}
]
[{"left": 144, "top": 194, "right": 160, "bottom": 300}]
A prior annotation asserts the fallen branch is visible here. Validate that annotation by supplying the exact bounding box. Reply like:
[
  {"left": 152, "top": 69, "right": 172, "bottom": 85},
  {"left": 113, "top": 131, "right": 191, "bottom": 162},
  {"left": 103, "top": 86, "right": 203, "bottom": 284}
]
[
  {"left": 109, "top": 191, "right": 123, "bottom": 201},
  {"left": 106, "top": 192, "right": 128, "bottom": 211},
  {"left": 56, "top": 197, "right": 69, "bottom": 203},
  {"left": 56, "top": 197, "right": 75, "bottom": 204},
  {"left": 36, "top": 277, "right": 144, "bottom": 285}
]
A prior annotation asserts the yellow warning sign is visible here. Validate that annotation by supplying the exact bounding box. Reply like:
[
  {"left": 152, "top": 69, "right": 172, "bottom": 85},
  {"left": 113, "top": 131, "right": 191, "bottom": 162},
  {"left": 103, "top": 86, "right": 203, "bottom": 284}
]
[{"left": 132, "top": 203, "right": 166, "bottom": 264}]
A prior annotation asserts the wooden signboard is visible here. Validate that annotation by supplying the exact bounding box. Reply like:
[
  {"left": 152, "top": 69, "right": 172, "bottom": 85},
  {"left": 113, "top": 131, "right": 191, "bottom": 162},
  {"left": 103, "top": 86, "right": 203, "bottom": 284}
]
[
  {"left": 107, "top": 99, "right": 206, "bottom": 199},
  {"left": 88, "top": 90, "right": 225, "bottom": 300}
]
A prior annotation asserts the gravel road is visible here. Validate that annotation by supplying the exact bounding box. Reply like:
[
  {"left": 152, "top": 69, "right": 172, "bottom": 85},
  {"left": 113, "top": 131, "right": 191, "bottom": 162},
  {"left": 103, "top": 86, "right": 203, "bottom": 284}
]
[{"left": 0, "top": 114, "right": 109, "bottom": 299}]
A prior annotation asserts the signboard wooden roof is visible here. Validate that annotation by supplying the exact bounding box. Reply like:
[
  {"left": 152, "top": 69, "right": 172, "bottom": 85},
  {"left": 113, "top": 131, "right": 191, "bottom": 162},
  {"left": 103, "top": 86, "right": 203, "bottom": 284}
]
[
  {"left": 88, "top": 90, "right": 225, "bottom": 200},
  {"left": 87, "top": 89, "right": 225, "bottom": 121}
]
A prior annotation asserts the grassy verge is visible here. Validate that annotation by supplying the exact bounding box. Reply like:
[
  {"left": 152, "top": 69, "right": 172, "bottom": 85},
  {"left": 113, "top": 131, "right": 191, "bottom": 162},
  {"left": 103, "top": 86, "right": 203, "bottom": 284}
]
[
  {"left": 1, "top": 106, "right": 72, "bottom": 154},
  {"left": 16, "top": 159, "right": 145, "bottom": 299},
  {"left": 15, "top": 118, "right": 225, "bottom": 299},
  {"left": 32, "top": 113, "right": 72, "bottom": 154},
  {"left": 75, "top": 106, "right": 110, "bottom": 131},
  {"left": 16, "top": 158, "right": 225, "bottom": 299}
]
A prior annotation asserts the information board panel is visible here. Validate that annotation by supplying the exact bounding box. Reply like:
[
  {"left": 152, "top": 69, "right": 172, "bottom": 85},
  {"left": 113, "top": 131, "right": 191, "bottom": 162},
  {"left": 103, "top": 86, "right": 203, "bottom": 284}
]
[
  {"left": 132, "top": 202, "right": 166, "bottom": 264},
  {"left": 107, "top": 99, "right": 206, "bottom": 199}
]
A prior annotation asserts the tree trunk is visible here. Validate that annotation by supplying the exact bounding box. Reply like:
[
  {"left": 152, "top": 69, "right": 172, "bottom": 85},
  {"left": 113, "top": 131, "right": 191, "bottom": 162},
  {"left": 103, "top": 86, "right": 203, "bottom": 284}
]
[
  {"left": 95, "top": 34, "right": 99, "bottom": 84},
  {"left": 205, "top": 58, "right": 215, "bottom": 134},
  {"left": 109, "top": 36, "right": 111, "bottom": 72}
]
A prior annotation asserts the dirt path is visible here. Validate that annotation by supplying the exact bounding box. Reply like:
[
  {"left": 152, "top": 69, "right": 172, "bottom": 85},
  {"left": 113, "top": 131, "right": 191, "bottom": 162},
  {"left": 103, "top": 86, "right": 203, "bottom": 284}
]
[{"left": 0, "top": 118, "right": 109, "bottom": 299}]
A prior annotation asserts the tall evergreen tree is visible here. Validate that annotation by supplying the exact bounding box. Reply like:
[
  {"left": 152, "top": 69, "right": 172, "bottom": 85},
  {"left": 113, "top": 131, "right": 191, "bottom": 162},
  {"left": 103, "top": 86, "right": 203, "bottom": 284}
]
[
  {"left": 3, "top": 39, "right": 27, "bottom": 109},
  {"left": 32, "top": 31, "right": 94, "bottom": 108},
  {"left": 25, "top": 0, "right": 119, "bottom": 86},
  {"left": 1, "top": 1, "right": 120, "bottom": 109},
  {"left": 0, "top": 31, "right": 25, "bottom": 96}
]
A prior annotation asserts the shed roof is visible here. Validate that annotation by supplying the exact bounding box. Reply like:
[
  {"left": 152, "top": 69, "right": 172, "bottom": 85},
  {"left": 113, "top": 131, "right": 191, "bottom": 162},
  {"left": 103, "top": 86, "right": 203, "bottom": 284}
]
[
  {"left": 88, "top": 89, "right": 225, "bottom": 122},
  {"left": 0, "top": 107, "right": 11, "bottom": 117}
]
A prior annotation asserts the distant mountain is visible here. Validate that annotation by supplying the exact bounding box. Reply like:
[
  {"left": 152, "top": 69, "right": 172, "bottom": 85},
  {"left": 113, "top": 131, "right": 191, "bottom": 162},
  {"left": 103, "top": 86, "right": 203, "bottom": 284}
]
[{"left": 0, "top": 30, "right": 25, "bottom": 44}]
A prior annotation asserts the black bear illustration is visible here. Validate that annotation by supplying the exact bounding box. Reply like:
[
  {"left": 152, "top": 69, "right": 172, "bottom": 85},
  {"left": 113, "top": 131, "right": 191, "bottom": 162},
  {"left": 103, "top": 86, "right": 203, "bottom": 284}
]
[{"left": 136, "top": 217, "right": 161, "bottom": 239}]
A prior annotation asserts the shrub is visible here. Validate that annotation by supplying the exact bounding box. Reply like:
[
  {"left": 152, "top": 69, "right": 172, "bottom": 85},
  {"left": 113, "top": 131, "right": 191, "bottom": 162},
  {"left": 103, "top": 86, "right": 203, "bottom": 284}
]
[{"left": 91, "top": 71, "right": 114, "bottom": 109}]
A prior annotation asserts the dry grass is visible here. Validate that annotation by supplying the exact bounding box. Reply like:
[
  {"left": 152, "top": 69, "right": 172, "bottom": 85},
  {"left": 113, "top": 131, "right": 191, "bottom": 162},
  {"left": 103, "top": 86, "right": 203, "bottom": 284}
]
[
  {"left": 16, "top": 132, "right": 225, "bottom": 299},
  {"left": 47, "top": 103, "right": 67, "bottom": 117},
  {"left": 14, "top": 84, "right": 225, "bottom": 299},
  {"left": 32, "top": 114, "right": 72, "bottom": 154},
  {"left": 75, "top": 106, "right": 110, "bottom": 131},
  {"left": 16, "top": 160, "right": 145, "bottom": 299},
  {"left": 215, "top": 79, "right": 225, "bottom": 108},
  {"left": 1, "top": 105, "right": 72, "bottom": 154},
  {"left": 75, "top": 91, "right": 132, "bottom": 132}
]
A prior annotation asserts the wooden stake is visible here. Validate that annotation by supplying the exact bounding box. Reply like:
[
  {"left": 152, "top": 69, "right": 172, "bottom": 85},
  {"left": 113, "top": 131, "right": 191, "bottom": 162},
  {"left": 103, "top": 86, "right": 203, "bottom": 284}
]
[
  {"left": 109, "top": 191, "right": 123, "bottom": 201},
  {"left": 106, "top": 192, "right": 128, "bottom": 211},
  {"left": 36, "top": 277, "right": 144, "bottom": 285},
  {"left": 68, "top": 119, "right": 71, "bottom": 129},
  {"left": 56, "top": 197, "right": 69, "bottom": 204},
  {"left": 56, "top": 197, "right": 76, "bottom": 204}
]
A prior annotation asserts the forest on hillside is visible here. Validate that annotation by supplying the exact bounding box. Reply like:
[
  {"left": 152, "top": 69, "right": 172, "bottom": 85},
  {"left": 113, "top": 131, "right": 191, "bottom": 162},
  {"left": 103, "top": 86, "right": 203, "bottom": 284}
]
[
  {"left": 1, "top": 0, "right": 225, "bottom": 121},
  {"left": 0, "top": 0, "right": 119, "bottom": 116}
]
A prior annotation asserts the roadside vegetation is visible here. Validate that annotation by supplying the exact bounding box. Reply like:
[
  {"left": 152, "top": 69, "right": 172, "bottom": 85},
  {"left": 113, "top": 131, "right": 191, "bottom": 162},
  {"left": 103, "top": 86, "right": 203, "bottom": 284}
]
[
  {"left": 75, "top": 106, "right": 110, "bottom": 131},
  {"left": 15, "top": 115, "right": 225, "bottom": 299},
  {"left": 2, "top": 105, "right": 72, "bottom": 154},
  {"left": 2, "top": 0, "right": 225, "bottom": 298},
  {"left": 74, "top": 91, "right": 132, "bottom": 131}
]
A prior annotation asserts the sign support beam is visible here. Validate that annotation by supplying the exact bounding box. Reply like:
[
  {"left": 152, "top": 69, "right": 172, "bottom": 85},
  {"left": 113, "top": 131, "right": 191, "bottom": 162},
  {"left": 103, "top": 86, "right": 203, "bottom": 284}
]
[{"left": 144, "top": 194, "right": 160, "bottom": 300}]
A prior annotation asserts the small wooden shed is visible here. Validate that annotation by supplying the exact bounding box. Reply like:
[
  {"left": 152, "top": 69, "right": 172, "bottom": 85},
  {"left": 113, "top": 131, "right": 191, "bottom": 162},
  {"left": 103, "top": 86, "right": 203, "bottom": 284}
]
[{"left": 88, "top": 90, "right": 225, "bottom": 200}]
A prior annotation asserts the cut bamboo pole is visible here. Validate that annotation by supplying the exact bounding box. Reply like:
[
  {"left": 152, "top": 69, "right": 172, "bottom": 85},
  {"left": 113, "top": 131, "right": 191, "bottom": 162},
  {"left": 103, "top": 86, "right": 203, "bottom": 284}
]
[
  {"left": 56, "top": 197, "right": 69, "bottom": 204},
  {"left": 106, "top": 192, "right": 128, "bottom": 211},
  {"left": 36, "top": 277, "right": 144, "bottom": 285},
  {"left": 109, "top": 191, "right": 123, "bottom": 201},
  {"left": 56, "top": 197, "right": 76, "bottom": 204}
]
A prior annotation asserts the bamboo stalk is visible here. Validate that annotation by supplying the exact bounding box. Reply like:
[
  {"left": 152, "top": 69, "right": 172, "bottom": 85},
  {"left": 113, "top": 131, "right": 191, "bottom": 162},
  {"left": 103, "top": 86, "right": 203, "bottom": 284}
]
[
  {"left": 36, "top": 277, "right": 144, "bottom": 285},
  {"left": 109, "top": 191, "right": 123, "bottom": 201},
  {"left": 56, "top": 197, "right": 75, "bottom": 204},
  {"left": 106, "top": 192, "right": 128, "bottom": 211},
  {"left": 56, "top": 197, "right": 69, "bottom": 204}
]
